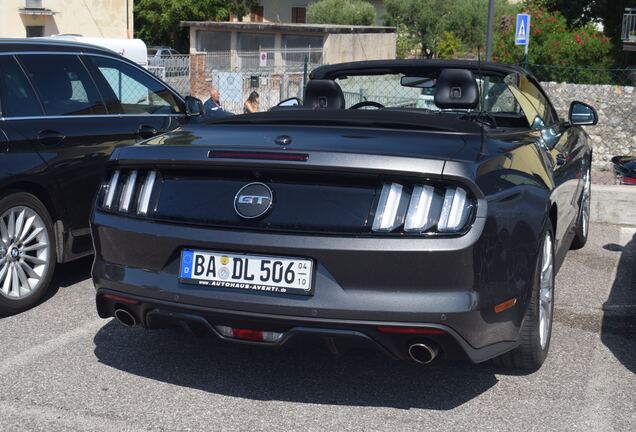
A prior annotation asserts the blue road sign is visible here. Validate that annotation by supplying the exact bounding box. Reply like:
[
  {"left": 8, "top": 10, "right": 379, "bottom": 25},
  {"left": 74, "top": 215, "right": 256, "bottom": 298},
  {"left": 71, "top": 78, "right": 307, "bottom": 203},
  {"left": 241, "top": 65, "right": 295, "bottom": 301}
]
[{"left": 515, "top": 14, "right": 531, "bottom": 46}]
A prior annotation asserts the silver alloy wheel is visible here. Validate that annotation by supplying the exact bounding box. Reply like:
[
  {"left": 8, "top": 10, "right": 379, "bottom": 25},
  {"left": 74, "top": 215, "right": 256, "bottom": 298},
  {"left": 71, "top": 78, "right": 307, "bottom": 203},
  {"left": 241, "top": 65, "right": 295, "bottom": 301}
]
[
  {"left": 581, "top": 169, "right": 591, "bottom": 238},
  {"left": 0, "top": 206, "right": 50, "bottom": 299},
  {"left": 539, "top": 232, "right": 554, "bottom": 349}
]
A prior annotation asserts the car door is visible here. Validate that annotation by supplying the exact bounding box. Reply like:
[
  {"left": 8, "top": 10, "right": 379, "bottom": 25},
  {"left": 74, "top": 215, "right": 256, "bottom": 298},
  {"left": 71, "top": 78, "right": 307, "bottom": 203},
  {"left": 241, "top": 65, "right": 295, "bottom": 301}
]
[
  {"left": 0, "top": 54, "right": 55, "bottom": 190},
  {"left": 518, "top": 76, "right": 584, "bottom": 255},
  {"left": 9, "top": 53, "right": 131, "bottom": 258},
  {"left": 84, "top": 54, "right": 185, "bottom": 145}
]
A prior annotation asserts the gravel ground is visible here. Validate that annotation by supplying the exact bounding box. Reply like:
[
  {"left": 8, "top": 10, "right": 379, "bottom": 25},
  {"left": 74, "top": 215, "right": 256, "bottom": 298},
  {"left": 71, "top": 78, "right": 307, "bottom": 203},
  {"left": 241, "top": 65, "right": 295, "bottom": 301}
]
[{"left": 0, "top": 223, "right": 634, "bottom": 432}]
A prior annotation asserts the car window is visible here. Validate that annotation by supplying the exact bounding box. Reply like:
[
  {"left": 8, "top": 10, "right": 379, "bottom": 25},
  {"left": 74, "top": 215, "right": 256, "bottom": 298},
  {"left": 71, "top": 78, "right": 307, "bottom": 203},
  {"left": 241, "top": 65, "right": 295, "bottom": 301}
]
[
  {"left": 18, "top": 54, "right": 106, "bottom": 116},
  {"left": 335, "top": 72, "right": 530, "bottom": 129},
  {"left": 0, "top": 56, "right": 43, "bottom": 117},
  {"left": 88, "top": 56, "right": 182, "bottom": 115}
]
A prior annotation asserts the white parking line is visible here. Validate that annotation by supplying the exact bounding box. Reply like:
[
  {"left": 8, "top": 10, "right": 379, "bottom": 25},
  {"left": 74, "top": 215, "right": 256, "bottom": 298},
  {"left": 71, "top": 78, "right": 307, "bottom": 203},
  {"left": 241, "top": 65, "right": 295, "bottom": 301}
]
[{"left": 0, "top": 318, "right": 106, "bottom": 376}]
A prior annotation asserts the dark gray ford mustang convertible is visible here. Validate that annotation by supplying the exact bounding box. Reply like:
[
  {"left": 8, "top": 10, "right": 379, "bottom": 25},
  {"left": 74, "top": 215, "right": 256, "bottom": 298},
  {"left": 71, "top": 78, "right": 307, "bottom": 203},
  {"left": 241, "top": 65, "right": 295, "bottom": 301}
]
[{"left": 91, "top": 60, "right": 597, "bottom": 369}]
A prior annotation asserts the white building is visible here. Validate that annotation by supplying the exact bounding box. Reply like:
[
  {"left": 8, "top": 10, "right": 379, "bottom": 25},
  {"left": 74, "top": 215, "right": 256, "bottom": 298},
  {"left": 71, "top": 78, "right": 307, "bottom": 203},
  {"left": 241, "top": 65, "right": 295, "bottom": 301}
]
[{"left": 0, "top": 0, "right": 134, "bottom": 39}]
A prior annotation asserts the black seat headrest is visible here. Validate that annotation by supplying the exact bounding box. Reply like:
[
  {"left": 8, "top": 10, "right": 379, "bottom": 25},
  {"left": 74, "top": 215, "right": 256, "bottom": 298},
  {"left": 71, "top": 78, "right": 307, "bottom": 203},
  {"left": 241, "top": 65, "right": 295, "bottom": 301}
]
[
  {"left": 434, "top": 69, "right": 479, "bottom": 110},
  {"left": 304, "top": 80, "right": 345, "bottom": 109}
]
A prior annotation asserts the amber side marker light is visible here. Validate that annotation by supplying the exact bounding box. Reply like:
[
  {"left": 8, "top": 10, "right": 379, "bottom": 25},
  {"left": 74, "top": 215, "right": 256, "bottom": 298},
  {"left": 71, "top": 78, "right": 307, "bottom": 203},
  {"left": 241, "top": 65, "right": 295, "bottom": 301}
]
[{"left": 494, "top": 298, "right": 517, "bottom": 313}]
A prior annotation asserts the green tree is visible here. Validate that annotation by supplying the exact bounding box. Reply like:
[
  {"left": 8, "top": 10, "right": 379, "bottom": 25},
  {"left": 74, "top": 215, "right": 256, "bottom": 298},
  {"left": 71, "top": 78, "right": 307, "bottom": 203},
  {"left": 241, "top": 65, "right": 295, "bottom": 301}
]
[
  {"left": 540, "top": 0, "right": 633, "bottom": 65},
  {"left": 134, "top": 0, "right": 260, "bottom": 51},
  {"left": 307, "top": 0, "right": 376, "bottom": 26},
  {"left": 384, "top": 0, "right": 515, "bottom": 58}
]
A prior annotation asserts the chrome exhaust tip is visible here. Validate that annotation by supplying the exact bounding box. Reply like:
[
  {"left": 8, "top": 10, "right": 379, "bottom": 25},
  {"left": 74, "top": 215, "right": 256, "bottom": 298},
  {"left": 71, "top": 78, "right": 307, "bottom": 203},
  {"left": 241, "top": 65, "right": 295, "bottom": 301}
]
[
  {"left": 408, "top": 342, "right": 439, "bottom": 365},
  {"left": 114, "top": 308, "right": 137, "bottom": 327}
]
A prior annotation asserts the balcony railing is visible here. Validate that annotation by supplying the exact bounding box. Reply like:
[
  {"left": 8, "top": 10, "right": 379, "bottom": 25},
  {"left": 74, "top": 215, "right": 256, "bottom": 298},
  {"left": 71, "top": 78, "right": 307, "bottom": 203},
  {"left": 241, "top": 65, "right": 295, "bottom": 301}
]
[
  {"left": 20, "top": 0, "right": 55, "bottom": 15},
  {"left": 622, "top": 8, "right": 636, "bottom": 41},
  {"left": 24, "top": 0, "right": 43, "bottom": 9}
]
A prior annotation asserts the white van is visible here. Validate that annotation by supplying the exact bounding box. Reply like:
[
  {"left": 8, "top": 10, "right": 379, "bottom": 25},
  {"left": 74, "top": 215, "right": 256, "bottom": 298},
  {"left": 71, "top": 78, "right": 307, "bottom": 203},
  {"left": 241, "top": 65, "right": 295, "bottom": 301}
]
[{"left": 40, "top": 35, "right": 148, "bottom": 68}]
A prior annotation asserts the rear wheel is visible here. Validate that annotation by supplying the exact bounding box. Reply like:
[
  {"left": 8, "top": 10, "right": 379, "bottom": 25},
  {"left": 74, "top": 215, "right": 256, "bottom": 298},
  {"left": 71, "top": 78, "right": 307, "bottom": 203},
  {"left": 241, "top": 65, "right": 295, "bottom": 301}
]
[
  {"left": 494, "top": 225, "right": 555, "bottom": 370},
  {"left": 0, "top": 192, "right": 56, "bottom": 316},
  {"left": 571, "top": 166, "right": 591, "bottom": 250}
]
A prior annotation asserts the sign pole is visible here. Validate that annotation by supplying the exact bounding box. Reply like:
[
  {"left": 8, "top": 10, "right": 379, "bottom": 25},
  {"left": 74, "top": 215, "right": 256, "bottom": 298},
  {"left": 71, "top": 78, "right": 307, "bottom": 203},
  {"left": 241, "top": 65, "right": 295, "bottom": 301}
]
[
  {"left": 515, "top": 14, "right": 531, "bottom": 69},
  {"left": 485, "top": 0, "right": 495, "bottom": 61}
]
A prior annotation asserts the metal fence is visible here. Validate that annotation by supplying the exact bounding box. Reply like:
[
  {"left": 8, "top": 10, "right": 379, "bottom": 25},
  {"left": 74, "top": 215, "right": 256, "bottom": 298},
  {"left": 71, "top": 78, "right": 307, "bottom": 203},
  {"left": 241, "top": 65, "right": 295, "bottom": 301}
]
[
  {"left": 524, "top": 63, "right": 636, "bottom": 86},
  {"left": 147, "top": 49, "right": 324, "bottom": 113},
  {"left": 147, "top": 54, "right": 191, "bottom": 97}
]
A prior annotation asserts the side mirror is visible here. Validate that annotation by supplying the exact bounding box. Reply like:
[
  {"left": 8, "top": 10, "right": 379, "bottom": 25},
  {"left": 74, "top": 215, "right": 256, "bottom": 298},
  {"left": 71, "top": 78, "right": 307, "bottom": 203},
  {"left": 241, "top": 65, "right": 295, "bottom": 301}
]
[
  {"left": 569, "top": 101, "right": 598, "bottom": 126},
  {"left": 185, "top": 96, "right": 204, "bottom": 117},
  {"left": 277, "top": 97, "right": 301, "bottom": 107}
]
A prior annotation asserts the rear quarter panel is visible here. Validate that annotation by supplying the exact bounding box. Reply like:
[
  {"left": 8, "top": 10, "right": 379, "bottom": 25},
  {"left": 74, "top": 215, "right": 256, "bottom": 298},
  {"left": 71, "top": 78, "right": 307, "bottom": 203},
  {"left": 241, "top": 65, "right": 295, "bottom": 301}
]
[{"left": 457, "top": 132, "right": 553, "bottom": 314}]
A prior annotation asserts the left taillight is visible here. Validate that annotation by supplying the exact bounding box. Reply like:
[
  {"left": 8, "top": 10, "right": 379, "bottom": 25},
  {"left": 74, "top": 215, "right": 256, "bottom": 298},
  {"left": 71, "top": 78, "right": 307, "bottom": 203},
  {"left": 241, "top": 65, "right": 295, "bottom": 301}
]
[{"left": 100, "top": 169, "right": 158, "bottom": 216}]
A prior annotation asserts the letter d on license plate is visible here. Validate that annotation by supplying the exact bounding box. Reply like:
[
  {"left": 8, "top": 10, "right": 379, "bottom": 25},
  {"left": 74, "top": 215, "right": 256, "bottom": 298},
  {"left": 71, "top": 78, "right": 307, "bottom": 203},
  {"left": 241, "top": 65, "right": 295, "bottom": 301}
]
[{"left": 179, "top": 249, "right": 313, "bottom": 295}]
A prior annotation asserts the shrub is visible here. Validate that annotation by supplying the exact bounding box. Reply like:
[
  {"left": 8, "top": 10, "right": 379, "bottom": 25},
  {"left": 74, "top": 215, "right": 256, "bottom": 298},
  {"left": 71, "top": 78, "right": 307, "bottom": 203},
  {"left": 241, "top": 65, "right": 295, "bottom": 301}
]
[
  {"left": 307, "top": 0, "right": 376, "bottom": 26},
  {"left": 437, "top": 32, "right": 462, "bottom": 59}
]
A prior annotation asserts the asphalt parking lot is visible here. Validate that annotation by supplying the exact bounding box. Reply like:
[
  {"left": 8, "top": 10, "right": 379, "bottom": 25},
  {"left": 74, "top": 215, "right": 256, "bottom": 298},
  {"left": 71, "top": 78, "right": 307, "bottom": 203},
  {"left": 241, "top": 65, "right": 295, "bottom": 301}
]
[{"left": 0, "top": 223, "right": 634, "bottom": 432}]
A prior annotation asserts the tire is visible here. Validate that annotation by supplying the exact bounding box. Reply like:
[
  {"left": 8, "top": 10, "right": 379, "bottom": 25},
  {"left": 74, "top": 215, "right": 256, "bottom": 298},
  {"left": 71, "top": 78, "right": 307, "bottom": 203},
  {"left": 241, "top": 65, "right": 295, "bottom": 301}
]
[
  {"left": 494, "top": 224, "right": 555, "bottom": 370},
  {"left": 0, "top": 192, "right": 56, "bottom": 316},
  {"left": 571, "top": 166, "right": 591, "bottom": 250}
]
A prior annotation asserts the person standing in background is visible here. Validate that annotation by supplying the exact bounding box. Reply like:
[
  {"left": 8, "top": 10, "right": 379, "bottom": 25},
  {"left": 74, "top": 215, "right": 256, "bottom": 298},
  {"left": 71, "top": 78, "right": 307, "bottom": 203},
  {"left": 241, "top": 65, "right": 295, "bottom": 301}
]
[
  {"left": 204, "top": 87, "right": 223, "bottom": 115},
  {"left": 244, "top": 91, "right": 259, "bottom": 113}
]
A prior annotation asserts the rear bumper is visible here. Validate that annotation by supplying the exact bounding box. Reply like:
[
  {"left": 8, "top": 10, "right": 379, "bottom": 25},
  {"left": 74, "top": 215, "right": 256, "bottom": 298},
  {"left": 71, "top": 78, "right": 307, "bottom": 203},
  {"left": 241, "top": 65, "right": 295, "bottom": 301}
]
[
  {"left": 96, "top": 289, "right": 519, "bottom": 363},
  {"left": 91, "top": 211, "right": 536, "bottom": 363}
]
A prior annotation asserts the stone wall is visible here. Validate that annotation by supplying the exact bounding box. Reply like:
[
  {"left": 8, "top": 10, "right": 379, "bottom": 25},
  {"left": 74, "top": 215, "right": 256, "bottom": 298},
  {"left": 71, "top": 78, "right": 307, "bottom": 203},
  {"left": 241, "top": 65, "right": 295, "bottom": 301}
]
[{"left": 541, "top": 81, "right": 636, "bottom": 170}]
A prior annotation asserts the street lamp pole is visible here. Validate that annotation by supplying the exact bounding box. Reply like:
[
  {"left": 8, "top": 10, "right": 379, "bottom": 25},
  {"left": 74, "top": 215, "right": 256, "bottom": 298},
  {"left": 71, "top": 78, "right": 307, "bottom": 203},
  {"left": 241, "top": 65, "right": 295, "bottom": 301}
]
[{"left": 485, "top": 0, "right": 495, "bottom": 61}]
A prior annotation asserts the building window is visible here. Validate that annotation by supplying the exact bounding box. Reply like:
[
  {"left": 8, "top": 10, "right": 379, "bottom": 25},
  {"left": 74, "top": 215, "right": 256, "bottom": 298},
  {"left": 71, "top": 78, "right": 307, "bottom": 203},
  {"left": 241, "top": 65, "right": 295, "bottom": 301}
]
[
  {"left": 197, "top": 31, "right": 232, "bottom": 52},
  {"left": 25, "top": 0, "right": 44, "bottom": 9},
  {"left": 250, "top": 6, "right": 264, "bottom": 22},
  {"left": 291, "top": 7, "right": 306, "bottom": 24},
  {"left": 26, "top": 26, "right": 44, "bottom": 37}
]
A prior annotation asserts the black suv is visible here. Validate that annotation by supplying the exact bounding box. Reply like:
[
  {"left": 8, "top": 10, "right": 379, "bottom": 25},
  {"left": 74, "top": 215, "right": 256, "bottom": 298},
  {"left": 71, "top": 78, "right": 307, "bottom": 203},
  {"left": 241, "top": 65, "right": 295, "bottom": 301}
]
[{"left": 0, "top": 39, "right": 201, "bottom": 315}]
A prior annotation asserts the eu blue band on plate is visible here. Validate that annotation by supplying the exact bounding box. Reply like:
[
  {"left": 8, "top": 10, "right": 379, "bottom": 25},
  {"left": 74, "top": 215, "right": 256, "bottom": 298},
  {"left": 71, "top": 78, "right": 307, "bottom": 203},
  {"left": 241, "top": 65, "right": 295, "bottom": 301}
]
[{"left": 180, "top": 250, "right": 194, "bottom": 278}]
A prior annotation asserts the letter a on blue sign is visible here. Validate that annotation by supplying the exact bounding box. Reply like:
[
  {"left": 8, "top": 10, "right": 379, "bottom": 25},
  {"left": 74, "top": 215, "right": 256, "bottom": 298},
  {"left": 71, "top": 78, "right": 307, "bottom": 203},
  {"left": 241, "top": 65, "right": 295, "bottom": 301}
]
[{"left": 515, "top": 14, "right": 530, "bottom": 46}]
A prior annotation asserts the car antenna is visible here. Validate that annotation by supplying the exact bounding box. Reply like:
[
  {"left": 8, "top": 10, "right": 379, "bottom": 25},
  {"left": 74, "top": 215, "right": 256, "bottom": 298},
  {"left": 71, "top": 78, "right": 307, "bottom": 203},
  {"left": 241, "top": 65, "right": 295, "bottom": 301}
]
[{"left": 477, "top": 45, "right": 487, "bottom": 158}]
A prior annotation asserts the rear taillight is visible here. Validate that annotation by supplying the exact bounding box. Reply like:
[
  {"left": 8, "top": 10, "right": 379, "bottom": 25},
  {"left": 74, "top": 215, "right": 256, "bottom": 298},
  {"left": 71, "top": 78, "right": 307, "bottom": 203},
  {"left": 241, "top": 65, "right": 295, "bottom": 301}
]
[
  {"left": 215, "top": 325, "right": 284, "bottom": 343},
  {"left": 372, "top": 183, "right": 410, "bottom": 232},
  {"left": 103, "top": 170, "right": 120, "bottom": 210},
  {"left": 137, "top": 171, "right": 157, "bottom": 215},
  {"left": 100, "top": 169, "right": 158, "bottom": 216},
  {"left": 372, "top": 182, "right": 474, "bottom": 234},
  {"left": 377, "top": 327, "right": 445, "bottom": 335},
  {"left": 118, "top": 170, "right": 138, "bottom": 212},
  {"left": 620, "top": 176, "right": 636, "bottom": 185}
]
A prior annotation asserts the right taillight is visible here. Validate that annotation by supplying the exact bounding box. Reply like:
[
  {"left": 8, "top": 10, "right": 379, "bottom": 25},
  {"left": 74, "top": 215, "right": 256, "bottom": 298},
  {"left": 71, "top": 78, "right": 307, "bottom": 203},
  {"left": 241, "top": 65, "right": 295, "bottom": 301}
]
[{"left": 372, "top": 182, "right": 474, "bottom": 234}]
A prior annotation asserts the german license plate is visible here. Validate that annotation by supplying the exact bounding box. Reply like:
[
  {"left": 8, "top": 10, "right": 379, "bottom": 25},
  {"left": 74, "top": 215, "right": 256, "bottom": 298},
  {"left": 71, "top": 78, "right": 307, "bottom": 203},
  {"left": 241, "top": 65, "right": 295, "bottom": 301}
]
[{"left": 179, "top": 250, "right": 313, "bottom": 295}]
